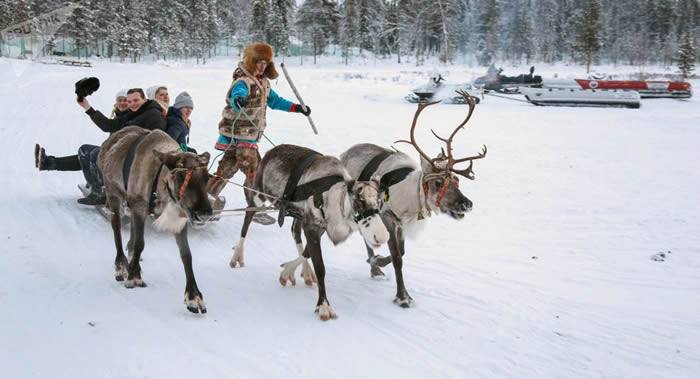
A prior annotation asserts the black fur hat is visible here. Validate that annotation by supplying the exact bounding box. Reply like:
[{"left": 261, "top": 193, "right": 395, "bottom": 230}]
[{"left": 75, "top": 77, "right": 100, "bottom": 101}]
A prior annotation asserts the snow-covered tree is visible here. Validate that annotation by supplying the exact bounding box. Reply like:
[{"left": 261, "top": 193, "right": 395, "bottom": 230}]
[
  {"left": 267, "top": 0, "right": 293, "bottom": 56},
  {"left": 475, "top": 0, "right": 500, "bottom": 66},
  {"left": 296, "top": 0, "right": 339, "bottom": 64},
  {"left": 677, "top": 31, "right": 696, "bottom": 79},
  {"left": 574, "top": 0, "right": 602, "bottom": 72},
  {"left": 66, "top": 0, "right": 96, "bottom": 58},
  {"left": 339, "top": 0, "right": 358, "bottom": 63},
  {"left": 250, "top": 0, "right": 267, "bottom": 43}
]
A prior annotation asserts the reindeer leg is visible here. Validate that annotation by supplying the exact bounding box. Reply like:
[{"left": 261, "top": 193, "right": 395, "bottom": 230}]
[
  {"left": 231, "top": 210, "right": 254, "bottom": 268},
  {"left": 280, "top": 219, "right": 315, "bottom": 286},
  {"left": 125, "top": 210, "right": 146, "bottom": 288},
  {"left": 305, "top": 226, "right": 337, "bottom": 321},
  {"left": 175, "top": 225, "right": 206, "bottom": 314},
  {"left": 366, "top": 243, "right": 392, "bottom": 279},
  {"left": 108, "top": 195, "right": 128, "bottom": 282},
  {"left": 388, "top": 221, "right": 413, "bottom": 308}
]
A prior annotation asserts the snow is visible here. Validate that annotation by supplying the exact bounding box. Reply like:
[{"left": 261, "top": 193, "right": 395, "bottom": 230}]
[{"left": 1, "top": 57, "right": 699, "bottom": 378}]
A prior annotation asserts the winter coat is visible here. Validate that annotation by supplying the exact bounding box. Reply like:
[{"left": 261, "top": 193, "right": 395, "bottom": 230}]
[
  {"left": 215, "top": 65, "right": 297, "bottom": 151},
  {"left": 86, "top": 99, "right": 166, "bottom": 134},
  {"left": 166, "top": 107, "right": 190, "bottom": 147}
]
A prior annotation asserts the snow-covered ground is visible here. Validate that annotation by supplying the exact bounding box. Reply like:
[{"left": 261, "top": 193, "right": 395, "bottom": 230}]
[{"left": 1, "top": 57, "right": 699, "bottom": 378}]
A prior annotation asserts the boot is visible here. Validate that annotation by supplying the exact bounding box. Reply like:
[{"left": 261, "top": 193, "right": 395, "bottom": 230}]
[
  {"left": 78, "top": 190, "right": 106, "bottom": 205},
  {"left": 206, "top": 175, "right": 228, "bottom": 198},
  {"left": 35, "top": 144, "right": 54, "bottom": 171}
]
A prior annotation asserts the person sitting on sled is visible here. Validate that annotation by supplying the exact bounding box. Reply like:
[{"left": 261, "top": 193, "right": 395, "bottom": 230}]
[
  {"left": 35, "top": 88, "right": 166, "bottom": 205},
  {"left": 207, "top": 42, "right": 311, "bottom": 206}
]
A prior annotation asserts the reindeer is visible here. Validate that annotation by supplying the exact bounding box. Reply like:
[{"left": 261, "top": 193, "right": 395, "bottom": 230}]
[
  {"left": 339, "top": 91, "right": 487, "bottom": 307},
  {"left": 98, "top": 126, "right": 212, "bottom": 314},
  {"left": 232, "top": 144, "right": 390, "bottom": 321}
]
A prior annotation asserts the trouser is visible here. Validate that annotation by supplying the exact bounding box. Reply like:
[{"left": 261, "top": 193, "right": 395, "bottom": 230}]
[
  {"left": 77, "top": 144, "right": 102, "bottom": 193},
  {"left": 45, "top": 154, "right": 81, "bottom": 171},
  {"left": 206, "top": 147, "right": 260, "bottom": 197}
]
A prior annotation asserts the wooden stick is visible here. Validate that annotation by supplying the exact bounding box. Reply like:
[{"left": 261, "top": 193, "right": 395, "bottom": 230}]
[{"left": 280, "top": 62, "right": 318, "bottom": 135}]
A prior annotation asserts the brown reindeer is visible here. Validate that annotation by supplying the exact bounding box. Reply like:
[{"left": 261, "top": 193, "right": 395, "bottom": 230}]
[
  {"left": 339, "top": 91, "right": 487, "bottom": 307},
  {"left": 98, "top": 126, "right": 212, "bottom": 313}
]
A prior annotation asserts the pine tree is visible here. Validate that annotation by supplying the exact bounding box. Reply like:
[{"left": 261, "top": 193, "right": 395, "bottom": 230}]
[
  {"left": 507, "top": 0, "right": 532, "bottom": 64},
  {"left": 340, "top": 0, "right": 358, "bottom": 64},
  {"left": 66, "top": 0, "right": 96, "bottom": 59},
  {"left": 267, "top": 0, "right": 293, "bottom": 56},
  {"left": 677, "top": 31, "right": 696, "bottom": 79},
  {"left": 250, "top": 0, "right": 268, "bottom": 43},
  {"left": 574, "top": 0, "right": 602, "bottom": 73},
  {"left": 296, "top": 0, "right": 339, "bottom": 64},
  {"left": 475, "top": 0, "right": 500, "bottom": 66}
]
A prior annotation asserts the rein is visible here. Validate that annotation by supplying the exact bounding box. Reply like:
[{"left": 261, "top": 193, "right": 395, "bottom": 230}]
[{"left": 419, "top": 172, "right": 459, "bottom": 215}]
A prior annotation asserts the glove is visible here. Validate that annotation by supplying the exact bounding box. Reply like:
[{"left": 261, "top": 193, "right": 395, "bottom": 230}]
[
  {"left": 295, "top": 104, "right": 311, "bottom": 116},
  {"left": 233, "top": 96, "right": 247, "bottom": 110}
]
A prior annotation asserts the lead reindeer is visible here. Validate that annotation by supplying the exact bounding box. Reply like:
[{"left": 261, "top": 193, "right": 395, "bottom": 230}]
[
  {"left": 340, "top": 91, "right": 487, "bottom": 307},
  {"left": 98, "top": 126, "right": 213, "bottom": 314},
  {"left": 231, "top": 144, "right": 390, "bottom": 320}
]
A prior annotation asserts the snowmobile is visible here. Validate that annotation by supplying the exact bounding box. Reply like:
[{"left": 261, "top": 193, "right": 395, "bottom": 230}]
[
  {"left": 473, "top": 64, "right": 543, "bottom": 94},
  {"left": 406, "top": 74, "right": 482, "bottom": 104}
]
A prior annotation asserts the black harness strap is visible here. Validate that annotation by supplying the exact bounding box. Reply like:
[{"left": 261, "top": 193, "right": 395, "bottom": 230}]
[
  {"left": 292, "top": 175, "right": 345, "bottom": 202},
  {"left": 122, "top": 134, "right": 148, "bottom": 191},
  {"left": 278, "top": 153, "right": 322, "bottom": 226},
  {"left": 148, "top": 163, "right": 165, "bottom": 214},
  {"left": 358, "top": 151, "right": 393, "bottom": 182},
  {"left": 358, "top": 151, "right": 415, "bottom": 194},
  {"left": 379, "top": 167, "right": 415, "bottom": 191}
]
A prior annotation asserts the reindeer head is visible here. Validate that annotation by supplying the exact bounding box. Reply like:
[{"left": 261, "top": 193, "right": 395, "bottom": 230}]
[
  {"left": 154, "top": 150, "right": 213, "bottom": 227},
  {"left": 349, "top": 177, "right": 390, "bottom": 249},
  {"left": 396, "top": 90, "right": 487, "bottom": 220},
  {"left": 323, "top": 177, "right": 389, "bottom": 248}
]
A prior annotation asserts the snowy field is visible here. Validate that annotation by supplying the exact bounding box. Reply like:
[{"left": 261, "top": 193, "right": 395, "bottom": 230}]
[{"left": 1, "top": 56, "right": 699, "bottom": 378}]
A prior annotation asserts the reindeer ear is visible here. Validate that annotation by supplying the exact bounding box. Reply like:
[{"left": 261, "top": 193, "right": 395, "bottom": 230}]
[
  {"left": 153, "top": 150, "right": 179, "bottom": 169},
  {"left": 419, "top": 156, "right": 435, "bottom": 174},
  {"left": 198, "top": 152, "right": 210, "bottom": 166}
]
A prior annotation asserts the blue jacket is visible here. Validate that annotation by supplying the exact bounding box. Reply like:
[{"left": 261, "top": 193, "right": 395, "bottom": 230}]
[
  {"left": 166, "top": 107, "right": 189, "bottom": 147},
  {"left": 229, "top": 80, "right": 295, "bottom": 112},
  {"left": 216, "top": 81, "right": 298, "bottom": 150}
]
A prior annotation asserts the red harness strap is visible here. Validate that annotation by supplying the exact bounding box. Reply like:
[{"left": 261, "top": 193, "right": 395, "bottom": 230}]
[
  {"left": 179, "top": 169, "right": 193, "bottom": 200},
  {"left": 424, "top": 176, "right": 459, "bottom": 208}
]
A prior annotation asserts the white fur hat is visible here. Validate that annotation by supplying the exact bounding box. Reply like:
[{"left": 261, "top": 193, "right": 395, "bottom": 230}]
[
  {"left": 115, "top": 88, "right": 128, "bottom": 99},
  {"left": 146, "top": 85, "right": 167, "bottom": 100}
]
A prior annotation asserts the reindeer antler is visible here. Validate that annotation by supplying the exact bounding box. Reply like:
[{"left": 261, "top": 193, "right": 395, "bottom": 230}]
[
  {"left": 430, "top": 90, "right": 487, "bottom": 180},
  {"left": 395, "top": 100, "right": 442, "bottom": 171}
]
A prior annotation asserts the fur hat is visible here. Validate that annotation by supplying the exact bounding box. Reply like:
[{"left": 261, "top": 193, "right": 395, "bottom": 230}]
[
  {"left": 173, "top": 91, "right": 194, "bottom": 110},
  {"left": 242, "top": 42, "right": 278, "bottom": 79},
  {"left": 115, "top": 88, "right": 128, "bottom": 99},
  {"left": 146, "top": 85, "right": 167, "bottom": 100}
]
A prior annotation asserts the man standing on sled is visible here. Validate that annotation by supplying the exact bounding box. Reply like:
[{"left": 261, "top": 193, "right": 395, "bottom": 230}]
[{"left": 207, "top": 42, "right": 311, "bottom": 208}]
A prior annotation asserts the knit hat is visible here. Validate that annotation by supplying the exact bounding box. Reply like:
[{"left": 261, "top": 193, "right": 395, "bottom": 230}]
[
  {"left": 146, "top": 85, "right": 167, "bottom": 100},
  {"left": 173, "top": 91, "right": 194, "bottom": 110},
  {"left": 242, "top": 42, "right": 278, "bottom": 79},
  {"left": 115, "top": 88, "right": 128, "bottom": 99}
]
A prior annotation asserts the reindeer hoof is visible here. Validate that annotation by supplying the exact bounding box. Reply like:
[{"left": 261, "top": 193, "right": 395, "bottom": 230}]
[
  {"left": 185, "top": 292, "right": 207, "bottom": 314},
  {"left": 315, "top": 301, "right": 338, "bottom": 321},
  {"left": 279, "top": 270, "right": 296, "bottom": 287},
  {"left": 229, "top": 247, "right": 245, "bottom": 268},
  {"left": 393, "top": 295, "right": 414, "bottom": 308},
  {"left": 370, "top": 265, "right": 387, "bottom": 280},
  {"left": 125, "top": 278, "right": 146, "bottom": 288},
  {"left": 114, "top": 267, "right": 128, "bottom": 282},
  {"left": 300, "top": 260, "right": 317, "bottom": 287}
]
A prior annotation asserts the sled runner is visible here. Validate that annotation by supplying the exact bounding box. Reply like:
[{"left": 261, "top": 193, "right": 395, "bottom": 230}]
[{"left": 78, "top": 184, "right": 128, "bottom": 223}]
